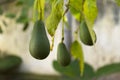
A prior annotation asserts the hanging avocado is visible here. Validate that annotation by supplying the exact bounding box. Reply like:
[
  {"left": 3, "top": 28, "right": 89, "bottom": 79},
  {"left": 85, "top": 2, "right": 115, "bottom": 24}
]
[
  {"left": 29, "top": 20, "right": 50, "bottom": 60},
  {"left": 79, "top": 21, "right": 96, "bottom": 46},
  {"left": 57, "top": 42, "right": 71, "bottom": 66}
]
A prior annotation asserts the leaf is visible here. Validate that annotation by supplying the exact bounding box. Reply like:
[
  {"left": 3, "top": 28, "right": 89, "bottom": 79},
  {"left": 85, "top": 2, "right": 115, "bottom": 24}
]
[
  {"left": 0, "top": 26, "right": 3, "bottom": 34},
  {"left": 95, "top": 63, "right": 120, "bottom": 78},
  {"left": 69, "top": 0, "right": 82, "bottom": 21},
  {"left": 53, "top": 59, "right": 95, "bottom": 80},
  {"left": 33, "top": 0, "right": 45, "bottom": 21},
  {"left": 26, "top": 0, "right": 34, "bottom": 7},
  {"left": 16, "top": 0, "right": 24, "bottom": 6},
  {"left": 46, "top": 0, "right": 63, "bottom": 36},
  {"left": 37, "top": 0, "right": 45, "bottom": 20},
  {"left": 71, "top": 41, "right": 84, "bottom": 76},
  {"left": 53, "top": 60, "right": 80, "bottom": 78},
  {"left": 82, "top": 63, "right": 95, "bottom": 79},
  {"left": 83, "top": 0, "right": 98, "bottom": 28},
  {"left": 2, "top": 20, "right": 7, "bottom": 27},
  {"left": 0, "top": 7, "right": 3, "bottom": 15},
  {"left": 16, "top": 0, "right": 34, "bottom": 7},
  {"left": 0, "top": 55, "right": 22, "bottom": 73},
  {"left": 16, "top": 8, "right": 29, "bottom": 23},
  {"left": 115, "top": 0, "right": 120, "bottom": 6},
  {"left": 23, "top": 22, "right": 29, "bottom": 31},
  {"left": 5, "top": 13, "right": 16, "bottom": 19}
]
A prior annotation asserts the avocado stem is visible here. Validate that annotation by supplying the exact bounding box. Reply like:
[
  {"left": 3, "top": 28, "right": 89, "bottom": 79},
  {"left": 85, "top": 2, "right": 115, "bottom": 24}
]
[{"left": 37, "top": 0, "right": 42, "bottom": 20}]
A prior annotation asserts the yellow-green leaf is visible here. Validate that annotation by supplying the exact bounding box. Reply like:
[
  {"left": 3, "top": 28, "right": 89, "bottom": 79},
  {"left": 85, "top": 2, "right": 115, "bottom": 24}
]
[
  {"left": 83, "top": 0, "right": 98, "bottom": 28},
  {"left": 69, "top": 0, "right": 83, "bottom": 21},
  {"left": 46, "top": 0, "right": 63, "bottom": 36},
  {"left": 115, "top": 0, "right": 120, "bottom": 6},
  {"left": 38, "top": 0, "right": 45, "bottom": 20},
  {"left": 71, "top": 41, "right": 84, "bottom": 76},
  {"left": 33, "top": 0, "right": 45, "bottom": 21}
]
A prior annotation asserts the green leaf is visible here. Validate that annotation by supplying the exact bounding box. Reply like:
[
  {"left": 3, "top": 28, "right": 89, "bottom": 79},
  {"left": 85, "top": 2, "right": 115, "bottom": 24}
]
[
  {"left": 0, "top": 26, "right": 3, "bottom": 34},
  {"left": 82, "top": 63, "right": 95, "bottom": 79},
  {"left": 53, "top": 59, "right": 95, "bottom": 80},
  {"left": 16, "top": 8, "right": 29, "bottom": 23},
  {"left": 69, "top": 0, "right": 82, "bottom": 21},
  {"left": 5, "top": 13, "right": 16, "bottom": 19},
  {"left": 2, "top": 20, "right": 7, "bottom": 27},
  {"left": 16, "top": 0, "right": 24, "bottom": 6},
  {"left": 38, "top": 0, "right": 45, "bottom": 20},
  {"left": 53, "top": 60, "right": 80, "bottom": 78},
  {"left": 95, "top": 63, "right": 120, "bottom": 78},
  {"left": 83, "top": 0, "right": 98, "bottom": 28},
  {"left": 23, "top": 22, "right": 29, "bottom": 31},
  {"left": 46, "top": 0, "right": 63, "bottom": 36},
  {"left": 26, "top": 0, "right": 34, "bottom": 7},
  {"left": 33, "top": 0, "right": 45, "bottom": 21},
  {"left": 0, "top": 55, "right": 22, "bottom": 73},
  {"left": 71, "top": 41, "right": 84, "bottom": 76},
  {"left": 115, "top": 0, "right": 120, "bottom": 6},
  {"left": 17, "top": 15, "right": 28, "bottom": 23},
  {"left": 16, "top": 0, "right": 34, "bottom": 7},
  {"left": 0, "top": 7, "right": 3, "bottom": 15}
]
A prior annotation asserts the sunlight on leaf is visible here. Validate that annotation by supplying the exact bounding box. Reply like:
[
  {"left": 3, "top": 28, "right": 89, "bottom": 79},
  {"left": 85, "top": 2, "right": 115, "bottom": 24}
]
[
  {"left": 37, "top": 0, "right": 45, "bottom": 20},
  {"left": 46, "top": 0, "right": 63, "bottom": 36},
  {"left": 83, "top": 0, "right": 98, "bottom": 28},
  {"left": 115, "top": 0, "right": 120, "bottom": 6},
  {"left": 33, "top": 0, "right": 45, "bottom": 21},
  {"left": 69, "top": 0, "right": 83, "bottom": 21},
  {"left": 71, "top": 41, "right": 84, "bottom": 76}
]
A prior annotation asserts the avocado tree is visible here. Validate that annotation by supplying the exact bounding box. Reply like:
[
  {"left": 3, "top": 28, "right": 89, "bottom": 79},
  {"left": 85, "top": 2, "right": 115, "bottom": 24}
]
[
  {"left": 28, "top": 0, "right": 120, "bottom": 78},
  {"left": 1, "top": 0, "right": 120, "bottom": 79},
  {"left": 28, "top": 0, "right": 98, "bottom": 76}
]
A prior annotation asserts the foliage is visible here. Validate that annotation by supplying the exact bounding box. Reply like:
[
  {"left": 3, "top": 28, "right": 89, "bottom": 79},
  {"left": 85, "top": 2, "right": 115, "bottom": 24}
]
[
  {"left": 69, "top": 0, "right": 82, "bottom": 21},
  {"left": 115, "top": 0, "right": 120, "bottom": 6},
  {"left": 53, "top": 59, "right": 120, "bottom": 80},
  {"left": 46, "top": 0, "right": 63, "bottom": 36},
  {"left": 0, "top": 53, "right": 22, "bottom": 74},
  {"left": 71, "top": 41, "right": 84, "bottom": 76},
  {"left": 1, "top": 0, "right": 120, "bottom": 77}
]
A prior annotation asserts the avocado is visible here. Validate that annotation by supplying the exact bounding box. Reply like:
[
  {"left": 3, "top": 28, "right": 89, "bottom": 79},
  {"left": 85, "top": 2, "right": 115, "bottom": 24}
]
[
  {"left": 29, "top": 20, "right": 50, "bottom": 60},
  {"left": 57, "top": 42, "right": 71, "bottom": 66},
  {"left": 79, "top": 21, "right": 96, "bottom": 46}
]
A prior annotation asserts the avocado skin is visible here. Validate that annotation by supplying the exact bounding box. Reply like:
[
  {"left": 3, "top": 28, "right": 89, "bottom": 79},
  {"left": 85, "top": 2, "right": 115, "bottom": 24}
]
[
  {"left": 29, "top": 20, "right": 50, "bottom": 60},
  {"left": 79, "top": 21, "right": 93, "bottom": 46},
  {"left": 57, "top": 42, "right": 71, "bottom": 66}
]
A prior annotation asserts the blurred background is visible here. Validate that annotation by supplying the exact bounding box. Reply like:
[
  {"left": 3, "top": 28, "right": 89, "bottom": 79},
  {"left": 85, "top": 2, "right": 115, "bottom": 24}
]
[{"left": 0, "top": 0, "right": 120, "bottom": 80}]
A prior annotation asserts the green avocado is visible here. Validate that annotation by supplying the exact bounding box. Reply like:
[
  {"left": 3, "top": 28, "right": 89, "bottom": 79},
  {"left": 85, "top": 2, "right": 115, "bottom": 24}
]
[
  {"left": 0, "top": 55, "right": 22, "bottom": 73},
  {"left": 79, "top": 21, "right": 96, "bottom": 46},
  {"left": 57, "top": 42, "right": 71, "bottom": 66},
  {"left": 29, "top": 20, "right": 50, "bottom": 60}
]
